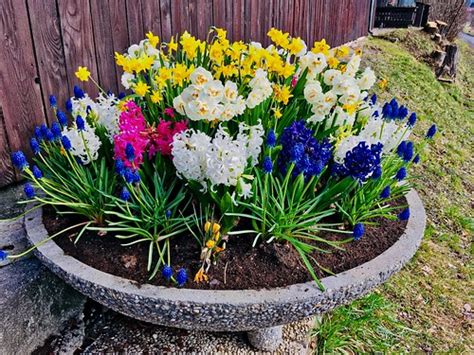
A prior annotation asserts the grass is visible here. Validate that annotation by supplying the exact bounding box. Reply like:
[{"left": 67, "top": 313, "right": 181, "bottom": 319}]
[{"left": 313, "top": 29, "right": 473, "bottom": 353}]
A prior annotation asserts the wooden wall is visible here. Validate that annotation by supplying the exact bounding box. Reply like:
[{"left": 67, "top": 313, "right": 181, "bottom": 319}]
[{"left": 0, "top": 0, "right": 373, "bottom": 187}]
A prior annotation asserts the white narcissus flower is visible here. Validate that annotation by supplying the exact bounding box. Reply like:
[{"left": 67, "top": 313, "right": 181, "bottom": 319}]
[
  {"left": 323, "top": 69, "right": 342, "bottom": 86},
  {"left": 62, "top": 122, "right": 101, "bottom": 165},
  {"left": 304, "top": 81, "right": 323, "bottom": 105},
  {"left": 345, "top": 54, "right": 361, "bottom": 77},
  {"left": 299, "top": 52, "right": 327, "bottom": 78},
  {"left": 357, "top": 67, "right": 376, "bottom": 91},
  {"left": 121, "top": 72, "right": 135, "bottom": 90},
  {"left": 173, "top": 95, "right": 186, "bottom": 115},
  {"left": 190, "top": 67, "right": 213, "bottom": 86}
]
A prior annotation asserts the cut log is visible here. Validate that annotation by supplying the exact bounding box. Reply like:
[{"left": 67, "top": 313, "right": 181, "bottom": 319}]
[
  {"left": 436, "top": 44, "right": 459, "bottom": 79},
  {"left": 431, "top": 49, "right": 446, "bottom": 66},
  {"left": 424, "top": 21, "right": 438, "bottom": 34}
]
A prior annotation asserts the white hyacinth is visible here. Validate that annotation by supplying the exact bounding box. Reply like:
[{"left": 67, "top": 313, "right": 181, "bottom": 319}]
[
  {"left": 95, "top": 94, "right": 121, "bottom": 141},
  {"left": 62, "top": 122, "right": 101, "bottom": 165}
]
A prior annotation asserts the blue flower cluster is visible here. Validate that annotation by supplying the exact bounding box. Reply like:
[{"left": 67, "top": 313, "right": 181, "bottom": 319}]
[
  {"left": 382, "top": 98, "right": 408, "bottom": 120},
  {"left": 115, "top": 159, "right": 140, "bottom": 184},
  {"left": 353, "top": 223, "right": 365, "bottom": 240},
  {"left": 278, "top": 120, "right": 332, "bottom": 178},
  {"left": 397, "top": 141, "right": 414, "bottom": 162},
  {"left": 333, "top": 141, "right": 383, "bottom": 182}
]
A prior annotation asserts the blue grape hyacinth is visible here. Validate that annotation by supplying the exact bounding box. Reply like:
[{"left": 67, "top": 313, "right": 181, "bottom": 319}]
[
  {"left": 11, "top": 151, "right": 28, "bottom": 170},
  {"left": 32, "top": 165, "right": 43, "bottom": 179},
  {"left": 396, "top": 167, "right": 407, "bottom": 181},
  {"left": 120, "top": 186, "right": 130, "bottom": 201},
  {"left": 125, "top": 143, "right": 135, "bottom": 162},
  {"left": 333, "top": 142, "right": 383, "bottom": 182},
  {"left": 380, "top": 186, "right": 391, "bottom": 199},
  {"left": 30, "top": 138, "right": 40, "bottom": 155},
  {"left": 262, "top": 156, "right": 273, "bottom": 174},
  {"left": 57, "top": 110, "right": 68, "bottom": 126},
  {"left": 61, "top": 135, "right": 72, "bottom": 151},
  {"left": 426, "top": 124, "right": 437, "bottom": 139},
  {"left": 0, "top": 250, "right": 8, "bottom": 261},
  {"left": 398, "top": 208, "right": 410, "bottom": 221},
  {"left": 162, "top": 265, "right": 173, "bottom": 280},
  {"left": 76, "top": 116, "right": 85, "bottom": 131},
  {"left": 24, "top": 183, "right": 35, "bottom": 198},
  {"left": 49, "top": 95, "right": 57, "bottom": 107},
  {"left": 176, "top": 268, "right": 188, "bottom": 286},
  {"left": 353, "top": 223, "right": 365, "bottom": 241},
  {"left": 266, "top": 129, "right": 276, "bottom": 147}
]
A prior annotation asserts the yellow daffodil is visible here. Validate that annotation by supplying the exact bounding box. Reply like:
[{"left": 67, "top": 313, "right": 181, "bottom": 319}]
[
  {"left": 342, "top": 102, "right": 360, "bottom": 115},
  {"left": 173, "top": 63, "right": 193, "bottom": 87},
  {"left": 327, "top": 56, "right": 340, "bottom": 69},
  {"left": 287, "top": 37, "right": 305, "bottom": 55},
  {"left": 215, "top": 27, "right": 227, "bottom": 41},
  {"left": 150, "top": 90, "right": 162, "bottom": 103},
  {"left": 133, "top": 81, "right": 150, "bottom": 97},
  {"left": 334, "top": 45, "right": 350, "bottom": 58},
  {"left": 267, "top": 28, "right": 290, "bottom": 48},
  {"left": 273, "top": 85, "right": 293, "bottom": 105},
  {"left": 206, "top": 240, "right": 216, "bottom": 249},
  {"left": 379, "top": 78, "right": 388, "bottom": 90},
  {"left": 167, "top": 36, "right": 178, "bottom": 53},
  {"left": 146, "top": 31, "right": 160, "bottom": 48},
  {"left": 75, "top": 66, "right": 90, "bottom": 82},
  {"left": 274, "top": 108, "right": 283, "bottom": 119},
  {"left": 180, "top": 31, "right": 200, "bottom": 59},
  {"left": 355, "top": 48, "right": 363, "bottom": 56},
  {"left": 118, "top": 100, "right": 128, "bottom": 112},
  {"left": 335, "top": 125, "right": 353, "bottom": 146},
  {"left": 311, "top": 39, "right": 330, "bottom": 56}
]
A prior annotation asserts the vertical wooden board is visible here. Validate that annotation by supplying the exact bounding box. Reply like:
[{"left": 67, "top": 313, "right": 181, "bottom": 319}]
[
  {"left": 160, "top": 0, "right": 172, "bottom": 41},
  {"left": 141, "top": 0, "right": 162, "bottom": 38},
  {"left": 248, "top": 0, "right": 260, "bottom": 42},
  {"left": 0, "top": 107, "right": 14, "bottom": 187},
  {"left": 195, "top": 0, "right": 212, "bottom": 40},
  {"left": 108, "top": 0, "right": 129, "bottom": 92},
  {"left": 223, "top": 0, "right": 233, "bottom": 41},
  {"left": 126, "top": 0, "right": 144, "bottom": 44},
  {"left": 212, "top": 0, "right": 226, "bottom": 30},
  {"left": 28, "top": 0, "right": 68, "bottom": 123},
  {"left": 232, "top": 0, "right": 244, "bottom": 41},
  {"left": 0, "top": 0, "right": 45, "bottom": 164},
  {"left": 170, "top": 0, "right": 189, "bottom": 37},
  {"left": 260, "top": 0, "right": 272, "bottom": 46},
  {"left": 58, "top": 0, "right": 99, "bottom": 98},
  {"left": 310, "top": 0, "right": 323, "bottom": 42},
  {"left": 187, "top": 0, "right": 198, "bottom": 37},
  {"left": 90, "top": 0, "right": 118, "bottom": 94}
]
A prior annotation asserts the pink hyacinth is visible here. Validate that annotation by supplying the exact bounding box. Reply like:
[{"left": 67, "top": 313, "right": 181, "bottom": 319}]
[
  {"left": 114, "top": 101, "right": 149, "bottom": 169},
  {"left": 148, "top": 119, "right": 188, "bottom": 157},
  {"left": 291, "top": 75, "right": 298, "bottom": 88},
  {"left": 164, "top": 107, "right": 175, "bottom": 118}
]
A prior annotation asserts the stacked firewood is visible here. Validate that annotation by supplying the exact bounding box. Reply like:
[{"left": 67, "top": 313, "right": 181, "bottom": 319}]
[{"left": 425, "top": 21, "right": 459, "bottom": 82}]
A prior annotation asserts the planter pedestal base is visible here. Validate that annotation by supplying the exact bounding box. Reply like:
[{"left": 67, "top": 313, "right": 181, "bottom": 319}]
[{"left": 247, "top": 326, "right": 283, "bottom": 351}]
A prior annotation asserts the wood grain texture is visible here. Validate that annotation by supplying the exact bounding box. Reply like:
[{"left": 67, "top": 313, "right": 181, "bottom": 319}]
[
  {"left": 126, "top": 0, "right": 144, "bottom": 45},
  {"left": 141, "top": 0, "right": 162, "bottom": 38},
  {"left": 58, "top": 0, "right": 99, "bottom": 97},
  {"left": 0, "top": 0, "right": 45, "bottom": 183},
  {"left": 108, "top": 0, "right": 129, "bottom": 92},
  {"left": 28, "top": 0, "right": 69, "bottom": 123},
  {"left": 160, "top": 0, "right": 172, "bottom": 41},
  {"left": 0, "top": 107, "right": 14, "bottom": 187}
]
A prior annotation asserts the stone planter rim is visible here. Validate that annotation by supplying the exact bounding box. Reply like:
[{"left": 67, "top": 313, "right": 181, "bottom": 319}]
[{"left": 25, "top": 189, "right": 426, "bottom": 330}]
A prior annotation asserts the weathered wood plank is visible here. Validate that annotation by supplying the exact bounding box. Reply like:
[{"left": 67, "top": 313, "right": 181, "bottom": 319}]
[
  {"left": 195, "top": 0, "right": 212, "bottom": 40},
  {"left": 141, "top": 0, "right": 162, "bottom": 38},
  {"left": 28, "top": 0, "right": 69, "bottom": 123},
  {"left": 0, "top": 0, "right": 45, "bottom": 178},
  {"left": 58, "top": 0, "right": 99, "bottom": 97},
  {"left": 232, "top": 0, "right": 244, "bottom": 41},
  {"left": 108, "top": 0, "right": 129, "bottom": 92},
  {"left": 0, "top": 107, "right": 15, "bottom": 187},
  {"left": 90, "top": 0, "right": 118, "bottom": 93},
  {"left": 170, "top": 0, "right": 189, "bottom": 37},
  {"left": 160, "top": 0, "right": 172, "bottom": 41},
  {"left": 126, "top": 0, "right": 144, "bottom": 45}
]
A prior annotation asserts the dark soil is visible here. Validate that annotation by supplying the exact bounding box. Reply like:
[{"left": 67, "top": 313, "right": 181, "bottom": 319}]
[{"left": 45, "top": 202, "right": 407, "bottom": 290}]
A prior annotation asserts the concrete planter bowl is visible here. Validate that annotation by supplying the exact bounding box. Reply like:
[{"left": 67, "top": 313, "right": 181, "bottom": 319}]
[{"left": 25, "top": 190, "right": 426, "bottom": 350}]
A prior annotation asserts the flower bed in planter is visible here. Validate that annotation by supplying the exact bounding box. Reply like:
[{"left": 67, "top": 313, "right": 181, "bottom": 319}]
[{"left": 3, "top": 26, "right": 435, "bottom": 349}]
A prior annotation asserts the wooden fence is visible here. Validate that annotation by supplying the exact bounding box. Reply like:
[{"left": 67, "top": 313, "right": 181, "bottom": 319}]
[{"left": 0, "top": 0, "right": 374, "bottom": 187}]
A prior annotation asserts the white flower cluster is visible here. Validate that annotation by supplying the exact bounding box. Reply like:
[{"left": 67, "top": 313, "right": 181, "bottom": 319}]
[
  {"left": 70, "top": 93, "right": 120, "bottom": 142},
  {"left": 62, "top": 121, "right": 101, "bottom": 165},
  {"left": 246, "top": 69, "right": 273, "bottom": 109},
  {"left": 171, "top": 121, "right": 264, "bottom": 196},
  {"left": 302, "top": 53, "right": 376, "bottom": 128},
  {"left": 173, "top": 67, "right": 246, "bottom": 121},
  {"left": 95, "top": 94, "right": 121, "bottom": 142},
  {"left": 334, "top": 113, "right": 412, "bottom": 162}
]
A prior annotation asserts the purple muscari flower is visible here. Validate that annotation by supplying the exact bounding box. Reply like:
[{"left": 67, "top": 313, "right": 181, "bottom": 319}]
[
  {"left": 333, "top": 142, "right": 383, "bottom": 182},
  {"left": 120, "top": 186, "right": 130, "bottom": 201},
  {"left": 65, "top": 98, "right": 73, "bottom": 112},
  {"left": 124, "top": 168, "right": 134, "bottom": 184},
  {"left": 132, "top": 170, "right": 141, "bottom": 183},
  {"left": 118, "top": 92, "right": 126, "bottom": 99},
  {"left": 176, "top": 268, "right": 188, "bottom": 286},
  {"left": 61, "top": 135, "right": 72, "bottom": 151},
  {"left": 24, "top": 183, "right": 35, "bottom": 198},
  {"left": 426, "top": 124, "right": 437, "bottom": 139},
  {"left": 162, "top": 265, "right": 173, "bottom": 280},
  {"left": 30, "top": 138, "right": 40, "bottom": 155},
  {"left": 34, "top": 126, "right": 43, "bottom": 141},
  {"left": 403, "top": 141, "right": 414, "bottom": 162},
  {"left": 125, "top": 143, "right": 135, "bottom": 162},
  {"left": 45, "top": 129, "right": 54, "bottom": 142},
  {"left": 398, "top": 208, "right": 410, "bottom": 221},
  {"left": 40, "top": 124, "right": 49, "bottom": 137},
  {"left": 11, "top": 151, "right": 28, "bottom": 170},
  {"left": 353, "top": 223, "right": 365, "bottom": 241},
  {"left": 398, "top": 105, "right": 408, "bottom": 119},
  {"left": 115, "top": 159, "right": 125, "bottom": 176},
  {"left": 380, "top": 185, "right": 391, "bottom": 199},
  {"left": 370, "top": 94, "right": 377, "bottom": 105},
  {"left": 278, "top": 120, "right": 332, "bottom": 179},
  {"left": 372, "top": 166, "right": 382, "bottom": 179},
  {"left": 51, "top": 122, "right": 62, "bottom": 139},
  {"left": 49, "top": 95, "right": 57, "bottom": 107},
  {"left": 397, "top": 141, "right": 407, "bottom": 158},
  {"left": 408, "top": 112, "right": 417, "bottom": 127},
  {"left": 413, "top": 154, "right": 420, "bottom": 164},
  {"left": 76, "top": 116, "right": 85, "bottom": 131},
  {"left": 56, "top": 110, "right": 68, "bottom": 126},
  {"left": 165, "top": 210, "right": 172, "bottom": 219},
  {"left": 262, "top": 156, "right": 273, "bottom": 174},
  {"left": 0, "top": 250, "right": 8, "bottom": 261},
  {"left": 74, "top": 85, "right": 85, "bottom": 99},
  {"left": 382, "top": 103, "right": 392, "bottom": 119},
  {"left": 32, "top": 165, "right": 43, "bottom": 179},
  {"left": 266, "top": 129, "right": 276, "bottom": 147},
  {"left": 396, "top": 166, "right": 407, "bottom": 181}
]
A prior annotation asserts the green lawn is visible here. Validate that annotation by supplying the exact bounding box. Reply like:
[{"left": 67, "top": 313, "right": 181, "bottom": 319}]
[{"left": 314, "top": 29, "right": 473, "bottom": 353}]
